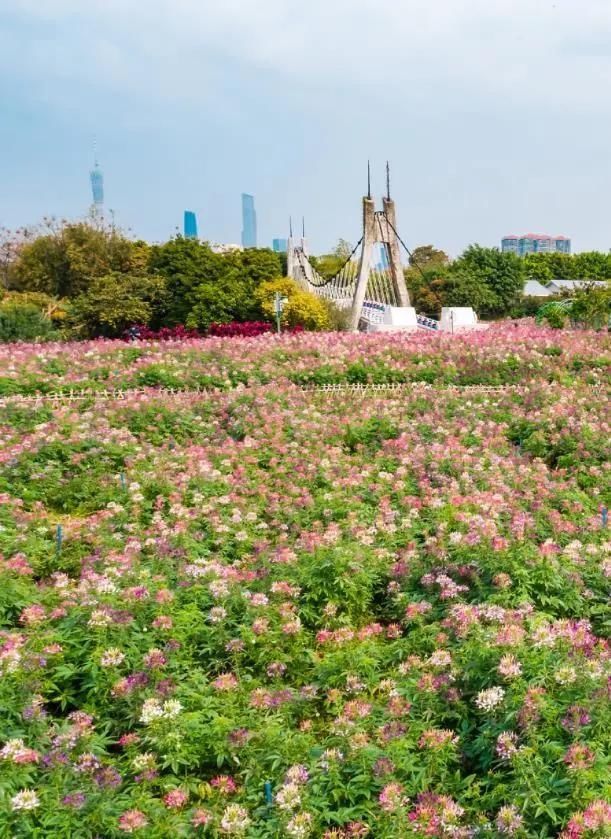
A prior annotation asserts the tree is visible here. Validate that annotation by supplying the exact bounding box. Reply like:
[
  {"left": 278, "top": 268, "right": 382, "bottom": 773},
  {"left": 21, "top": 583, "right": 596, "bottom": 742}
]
[
  {"left": 149, "top": 239, "right": 282, "bottom": 328},
  {"left": 572, "top": 251, "right": 611, "bottom": 280},
  {"left": 523, "top": 253, "right": 553, "bottom": 284},
  {"left": 11, "top": 219, "right": 147, "bottom": 298},
  {"left": 451, "top": 245, "right": 525, "bottom": 316},
  {"left": 255, "top": 278, "right": 330, "bottom": 330},
  {"left": 312, "top": 239, "right": 354, "bottom": 280},
  {"left": 0, "top": 227, "right": 26, "bottom": 290},
  {"left": 404, "top": 246, "right": 451, "bottom": 315},
  {"left": 67, "top": 272, "right": 167, "bottom": 338},
  {"left": 546, "top": 252, "right": 578, "bottom": 281},
  {"left": 408, "top": 245, "right": 449, "bottom": 270},
  {"left": 569, "top": 284, "right": 611, "bottom": 329},
  {"left": 405, "top": 266, "right": 450, "bottom": 316}
]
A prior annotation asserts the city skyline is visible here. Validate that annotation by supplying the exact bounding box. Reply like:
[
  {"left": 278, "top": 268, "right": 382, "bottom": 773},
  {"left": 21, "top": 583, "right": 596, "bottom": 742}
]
[{"left": 2, "top": 2, "right": 611, "bottom": 255}]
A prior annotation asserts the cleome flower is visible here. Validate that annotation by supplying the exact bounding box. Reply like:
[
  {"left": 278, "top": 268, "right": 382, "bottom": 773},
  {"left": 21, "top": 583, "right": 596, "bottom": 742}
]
[
  {"left": 10, "top": 789, "right": 40, "bottom": 811},
  {"left": 475, "top": 686, "right": 505, "bottom": 712}
]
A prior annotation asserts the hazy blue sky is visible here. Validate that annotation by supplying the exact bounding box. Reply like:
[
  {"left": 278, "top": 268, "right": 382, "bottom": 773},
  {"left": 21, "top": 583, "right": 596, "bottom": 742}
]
[{"left": 1, "top": 0, "right": 610, "bottom": 255}]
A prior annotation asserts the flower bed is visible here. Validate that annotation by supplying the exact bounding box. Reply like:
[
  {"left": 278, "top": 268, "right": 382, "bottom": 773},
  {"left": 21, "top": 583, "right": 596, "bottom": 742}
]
[{"left": 0, "top": 328, "right": 609, "bottom": 837}]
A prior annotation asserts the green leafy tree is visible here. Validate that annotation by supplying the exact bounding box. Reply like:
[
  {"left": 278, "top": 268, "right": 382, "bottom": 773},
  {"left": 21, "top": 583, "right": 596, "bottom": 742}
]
[
  {"left": 523, "top": 253, "right": 554, "bottom": 284},
  {"left": 405, "top": 266, "right": 450, "bottom": 316},
  {"left": 546, "top": 252, "right": 578, "bottom": 280},
  {"left": 569, "top": 284, "right": 611, "bottom": 329},
  {"left": 12, "top": 219, "right": 148, "bottom": 298},
  {"left": 444, "top": 269, "right": 498, "bottom": 312},
  {"left": 67, "top": 272, "right": 167, "bottom": 338},
  {"left": 572, "top": 251, "right": 611, "bottom": 280},
  {"left": 408, "top": 245, "right": 449, "bottom": 270},
  {"left": 452, "top": 245, "right": 525, "bottom": 315},
  {"left": 149, "top": 238, "right": 282, "bottom": 328},
  {"left": 312, "top": 239, "right": 354, "bottom": 280}
]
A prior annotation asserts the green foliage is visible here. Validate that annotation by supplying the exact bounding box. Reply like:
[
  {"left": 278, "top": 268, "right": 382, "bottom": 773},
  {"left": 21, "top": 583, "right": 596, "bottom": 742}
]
[
  {"left": 149, "top": 237, "right": 282, "bottom": 328},
  {"left": 569, "top": 284, "right": 611, "bottom": 329},
  {"left": 536, "top": 287, "right": 610, "bottom": 330},
  {"left": 67, "top": 272, "right": 167, "bottom": 338},
  {"left": 452, "top": 245, "right": 525, "bottom": 316},
  {"left": 311, "top": 239, "right": 354, "bottom": 280},
  {"left": 0, "top": 301, "right": 55, "bottom": 342},
  {"left": 256, "top": 277, "right": 331, "bottom": 330},
  {"left": 0, "top": 440, "right": 129, "bottom": 514},
  {"left": 344, "top": 416, "right": 400, "bottom": 452},
  {"left": 409, "top": 245, "right": 450, "bottom": 270},
  {"left": 11, "top": 219, "right": 148, "bottom": 298},
  {"left": 321, "top": 298, "right": 352, "bottom": 331}
]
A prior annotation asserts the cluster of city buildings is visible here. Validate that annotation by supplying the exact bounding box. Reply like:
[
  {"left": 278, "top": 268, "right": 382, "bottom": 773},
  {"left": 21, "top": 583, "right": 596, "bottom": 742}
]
[
  {"left": 501, "top": 233, "right": 571, "bottom": 255},
  {"left": 183, "top": 196, "right": 289, "bottom": 254},
  {"left": 89, "top": 155, "right": 286, "bottom": 253}
]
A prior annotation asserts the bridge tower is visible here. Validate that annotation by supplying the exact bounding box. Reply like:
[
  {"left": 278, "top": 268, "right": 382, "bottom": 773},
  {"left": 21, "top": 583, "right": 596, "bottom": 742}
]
[{"left": 349, "top": 163, "right": 410, "bottom": 330}]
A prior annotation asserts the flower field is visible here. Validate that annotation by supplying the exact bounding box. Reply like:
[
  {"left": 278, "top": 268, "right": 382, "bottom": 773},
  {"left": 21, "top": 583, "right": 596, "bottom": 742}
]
[{"left": 0, "top": 325, "right": 609, "bottom": 838}]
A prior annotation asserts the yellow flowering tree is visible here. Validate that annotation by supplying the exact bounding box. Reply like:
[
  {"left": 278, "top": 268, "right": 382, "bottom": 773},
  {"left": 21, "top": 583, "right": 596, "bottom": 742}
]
[{"left": 255, "top": 278, "right": 330, "bottom": 331}]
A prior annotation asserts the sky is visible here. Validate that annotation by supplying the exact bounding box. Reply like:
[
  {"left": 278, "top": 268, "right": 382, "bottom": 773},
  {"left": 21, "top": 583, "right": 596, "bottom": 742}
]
[{"left": 1, "top": 0, "right": 611, "bottom": 255}]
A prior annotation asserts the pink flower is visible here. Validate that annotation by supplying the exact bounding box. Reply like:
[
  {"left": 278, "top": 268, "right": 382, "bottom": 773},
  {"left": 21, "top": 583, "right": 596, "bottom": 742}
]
[
  {"left": 379, "top": 782, "right": 407, "bottom": 812},
  {"left": 163, "top": 788, "right": 189, "bottom": 809},
  {"left": 213, "top": 673, "right": 239, "bottom": 691},
  {"left": 192, "top": 808, "right": 212, "bottom": 827},
  {"left": 418, "top": 728, "right": 459, "bottom": 749},
  {"left": 211, "top": 775, "right": 238, "bottom": 795},
  {"left": 563, "top": 743, "right": 595, "bottom": 772},
  {"left": 118, "top": 809, "right": 149, "bottom": 832}
]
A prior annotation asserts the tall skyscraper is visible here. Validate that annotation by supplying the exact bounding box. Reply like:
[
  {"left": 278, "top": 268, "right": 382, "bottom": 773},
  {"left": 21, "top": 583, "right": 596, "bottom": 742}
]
[
  {"left": 501, "top": 234, "right": 571, "bottom": 256},
  {"left": 184, "top": 211, "right": 198, "bottom": 239},
  {"left": 90, "top": 146, "right": 104, "bottom": 214},
  {"left": 241, "top": 194, "right": 257, "bottom": 248},
  {"left": 272, "top": 238, "right": 288, "bottom": 253}
]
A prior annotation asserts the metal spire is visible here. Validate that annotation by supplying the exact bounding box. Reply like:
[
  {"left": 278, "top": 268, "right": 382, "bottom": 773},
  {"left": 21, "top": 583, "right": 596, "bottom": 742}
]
[
  {"left": 367, "top": 160, "right": 371, "bottom": 200},
  {"left": 302, "top": 216, "right": 305, "bottom": 238},
  {"left": 289, "top": 216, "right": 293, "bottom": 238},
  {"left": 386, "top": 161, "right": 391, "bottom": 200}
]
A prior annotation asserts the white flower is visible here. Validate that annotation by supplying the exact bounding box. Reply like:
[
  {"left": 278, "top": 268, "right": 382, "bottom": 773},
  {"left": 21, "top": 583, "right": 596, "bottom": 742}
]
[
  {"left": 11, "top": 789, "right": 40, "bottom": 811},
  {"left": 428, "top": 650, "right": 453, "bottom": 668},
  {"left": 88, "top": 610, "right": 112, "bottom": 628},
  {"left": 162, "top": 699, "right": 182, "bottom": 718},
  {"left": 132, "top": 752, "right": 157, "bottom": 772},
  {"left": 140, "top": 698, "right": 164, "bottom": 724},
  {"left": 276, "top": 782, "right": 301, "bottom": 812},
  {"left": 100, "top": 648, "right": 125, "bottom": 668},
  {"left": 286, "top": 812, "right": 314, "bottom": 838},
  {"left": 220, "top": 804, "right": 251, "bottom": 834},
  {"left": 475, "top": 686, "right": 505, "bottom": 712},
  {"left": 555, "top": 666, "right": 577, "bottom": 685}
]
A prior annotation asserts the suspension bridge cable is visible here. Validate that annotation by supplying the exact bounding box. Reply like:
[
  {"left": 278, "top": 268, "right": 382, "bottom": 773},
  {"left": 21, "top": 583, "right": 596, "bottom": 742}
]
[
  {"left": 383, "top": 217, "right": 430, "bottom": 282},
  {"left": 295, "top": 236, "right": 364, "bottom": 288}
]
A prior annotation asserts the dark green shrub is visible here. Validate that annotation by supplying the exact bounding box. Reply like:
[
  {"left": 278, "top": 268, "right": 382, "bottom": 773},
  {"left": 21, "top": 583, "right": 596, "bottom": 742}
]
[{"left": 0, "top": 303, "right": 55, "bottom": 342}]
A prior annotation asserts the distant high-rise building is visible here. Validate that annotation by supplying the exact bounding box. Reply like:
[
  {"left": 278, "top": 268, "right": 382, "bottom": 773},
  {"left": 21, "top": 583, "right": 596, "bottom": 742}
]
[
  {"left": 241, "top": 194, "right": 257, "bottom": 248},
  {"left": 374, "top": 243, "right": 389, "bottom": 271},
  {"left": 272, "top": 238, "right": 288, "bottom": 253},
  {"left": 502, "top": 234, "right": 571, "bottom": 256},
  {"left": 90, "top": 149, "right": 104, "bottom": 214},
  {"left": 184, "top": 211, "right": 198, "bottom": 239}
]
